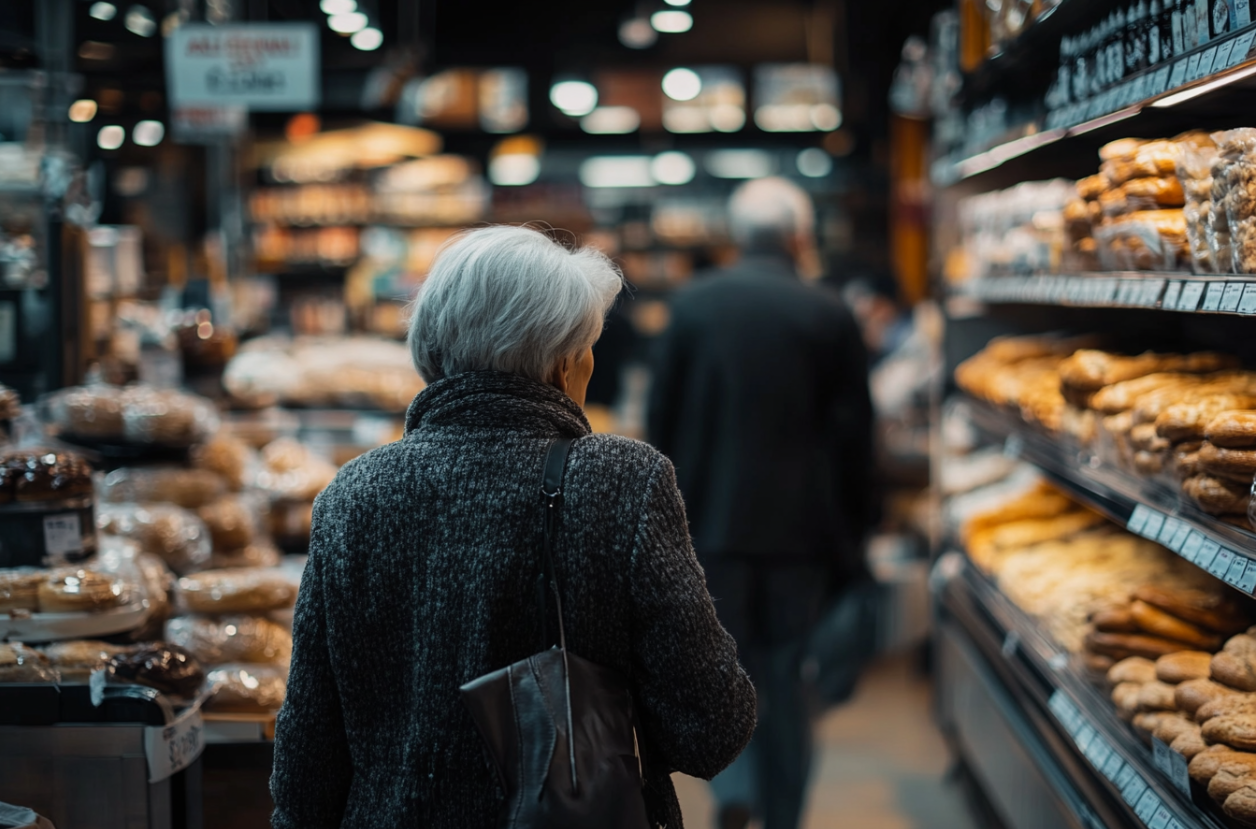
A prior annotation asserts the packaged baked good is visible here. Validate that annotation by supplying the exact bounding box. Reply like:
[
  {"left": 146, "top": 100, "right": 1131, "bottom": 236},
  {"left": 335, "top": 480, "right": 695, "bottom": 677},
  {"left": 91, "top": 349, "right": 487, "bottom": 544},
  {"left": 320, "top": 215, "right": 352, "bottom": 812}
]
[
  {"left": 107, "top": 642, "right": 205, "bottom": 698},
  {"left": 40, "top": 639, "right": 130, "bottom": 681},
  {"left": 0, "top": 568, "right": 44, "bottom": 613},
  {"left": 1101, "top": 140, "right": 1182, "bottom": 186},
  {"left": 205, "top": 663, "right": 287, "bottom": 713},
  {"left": 256, "top": 438, "right": 337, "bottom": 502},
  {"left": 97, "top": 502, "right": 211, "bottom": 574},
  {"left": 41, "top": 384, "right": 124, "bottom": 439},
  {"left": 0, "top": 448, "right": 94, "bottom": 503},
  {"left": 42, "top": 384, "right": 219, "bottom": 446},
  {"left": 190, "top": 434, "right": 256, "bottom": 492},
  {"left": 196, "top": 495, "right": 260, "bottom": 552},
  {"left": 0, "top": 642, "right": 57, "bottom": 682},
  {"left": 0, "top": 383, "right": 20, "bottom": 422},
  {"left": 99, "top": 466, "right": 225, "bottom": 509},
  {"left": 166, "top": 614, "right": 292, "bottom": 665},
  {"left": 37, "top": 568, "right": 133, "bottom": 613},
  {"left": 1077, "top": 173, "right": 1110, "bottom": 201},
  {"left": 1206, "top": 410, "right": 1256, "bottom": 448},
  {"left": 1094, "top": 209, "right": 1189, "bottom": 270},
  {"left": 177, "top": 567, "right": 297, "bottom": 613},
  {"left": 206, "top": 540, "right": 281, "bottom": 571},
  {"left": 1177, "top": 145, "right": 1221, "bottom": 272},
  {"left": 1214, "top": 129, "right": 1256, "bottom": 273}
]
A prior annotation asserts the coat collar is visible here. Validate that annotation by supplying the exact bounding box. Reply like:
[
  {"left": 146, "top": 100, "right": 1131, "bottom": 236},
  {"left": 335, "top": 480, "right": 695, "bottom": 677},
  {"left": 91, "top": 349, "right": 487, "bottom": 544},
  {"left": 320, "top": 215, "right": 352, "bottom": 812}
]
[
  {"left": 404, "top": 370, "right": 592, "bottom": 437},
  {"left": 728, "top": 251, "right": 799, "bottom": 280}
]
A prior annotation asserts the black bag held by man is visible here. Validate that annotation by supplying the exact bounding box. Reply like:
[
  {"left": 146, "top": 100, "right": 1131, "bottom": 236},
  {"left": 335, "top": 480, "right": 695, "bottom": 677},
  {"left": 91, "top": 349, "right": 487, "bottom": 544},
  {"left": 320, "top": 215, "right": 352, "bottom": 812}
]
[{"left": 460, "top": 439, "right": 652, "bottom": 829}]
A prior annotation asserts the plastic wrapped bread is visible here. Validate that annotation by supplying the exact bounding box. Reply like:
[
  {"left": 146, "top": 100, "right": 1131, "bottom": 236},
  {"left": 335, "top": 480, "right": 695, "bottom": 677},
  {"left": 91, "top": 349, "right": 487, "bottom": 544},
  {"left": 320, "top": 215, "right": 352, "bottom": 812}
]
[
  {"left": 97, "top": 502, "right": 212, "bottom": 574},
  {"left": 204, "top": 663, "right": 287, "bottom": 713},
  {"left": 177, "top": 568, "right": 297, "bottom": 614},
  {"left": 165, "top": 614, "right": 292, "bottom": 665}
]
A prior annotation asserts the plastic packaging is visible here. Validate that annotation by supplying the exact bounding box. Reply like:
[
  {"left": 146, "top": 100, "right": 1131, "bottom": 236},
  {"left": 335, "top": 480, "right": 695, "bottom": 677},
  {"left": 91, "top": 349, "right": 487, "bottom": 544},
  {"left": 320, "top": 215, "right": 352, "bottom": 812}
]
[
  {"left": 97, "top": 502, "right": 212, "bottom": 574},
  {"left": 99, "top": 466, "right": 226, "bottom": 509},
  {"left": 40, "top": 639, "right": 130, "bottom": 681},
  {"left": 256, "top": 438, "right": 337, "bottom": 502},
  {"left": 107, "top": 642, "right": 205, "bottom": 698},
  {"left": 0, "top": 642, "right": 58, "bottom": 682},
  {"left": 37, "top": 567, "right": 136, "bottom": 614},
  {"left": 205, "top": 663, "right": 287, "bottom": 713},
  {"left": 206, "top": 540, "right": 281, "bottom": 571},
  {"left": 1177, "top": 146, "right": 1220, "bottom": 273},
  {"left": 191, "top": 434, "right": 257, "bottom": 492},
  {"left": 165, "top": 614, "right": 293, "bottom": 665},
  {"left": 177, "top": 567, "right": 297, "bottom": 614},
  {"left": 196, "top": 495, "right": 261, "bottom": 552},
  {"left": 0, "top": 447, "right": 94, "bottom": 503},
  {"left": 1094, "top": 210, "right": 1189, "bottom": 270},
  {"left": 41, "top": 384, "right": 220, "bottom": 446},
  {"left": 1214, "top": 129, "right": 1256, "bottom": 272}
]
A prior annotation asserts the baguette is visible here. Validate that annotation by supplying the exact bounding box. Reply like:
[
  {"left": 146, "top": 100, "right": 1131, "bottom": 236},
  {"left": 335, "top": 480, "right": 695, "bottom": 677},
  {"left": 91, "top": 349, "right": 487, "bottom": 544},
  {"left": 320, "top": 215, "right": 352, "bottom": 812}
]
[
  {"left": 1207, "top": 410, "right": 1256, "bottom": 449},
  {"left": 1130, "top": 601, "right": 1224, "bottom": 650},
  {"left": 1134, "top": 585, "right": 1252, "bottom": 634},
  {"left": 1093, "top": 606, "right": 1141, "bottom": 634},
  {"left": 1201, "top": 442, "right": 1256, "bottom": 479}
]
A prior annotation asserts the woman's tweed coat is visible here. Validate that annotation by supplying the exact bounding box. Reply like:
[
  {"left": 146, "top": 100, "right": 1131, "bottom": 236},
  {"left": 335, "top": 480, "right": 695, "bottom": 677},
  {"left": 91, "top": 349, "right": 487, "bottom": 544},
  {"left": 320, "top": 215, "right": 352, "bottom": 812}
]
[{"left": 271, "top": 370, "right": 756, "bottom": 828}]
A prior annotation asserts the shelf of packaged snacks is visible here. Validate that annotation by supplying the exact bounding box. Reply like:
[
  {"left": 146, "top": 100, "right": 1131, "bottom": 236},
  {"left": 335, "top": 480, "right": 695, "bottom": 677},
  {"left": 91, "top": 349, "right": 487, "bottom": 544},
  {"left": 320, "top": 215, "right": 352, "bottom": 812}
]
[
  {"left": 957, "top": 274, "right": 1256, "bottom": 315},
  {"left": 936, "top": 551, "right": 1227, "bottom": 829},
  {"left": 966, "top": 399, "right": 1256, "bottom": 600},
  {"left": 934, "top": 25, "right": 1256, "bottom": 186}
]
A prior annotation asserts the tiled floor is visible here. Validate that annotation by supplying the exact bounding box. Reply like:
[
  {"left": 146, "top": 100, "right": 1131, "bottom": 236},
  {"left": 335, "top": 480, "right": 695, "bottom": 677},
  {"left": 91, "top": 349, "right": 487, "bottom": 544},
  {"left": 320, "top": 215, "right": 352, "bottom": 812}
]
[{"left": 674, "top": 653, "right": 977, "bottom": 829}]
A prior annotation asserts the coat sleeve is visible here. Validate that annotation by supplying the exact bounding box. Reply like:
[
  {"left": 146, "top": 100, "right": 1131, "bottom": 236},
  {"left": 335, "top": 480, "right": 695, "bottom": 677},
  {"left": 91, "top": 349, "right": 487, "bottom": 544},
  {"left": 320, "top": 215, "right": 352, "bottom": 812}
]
[
  {"left": 627, "top": 454, "right": 756, "bottom": 780},
  {"left": 270, "top": 494, "right": 353, "bottom": 828}
]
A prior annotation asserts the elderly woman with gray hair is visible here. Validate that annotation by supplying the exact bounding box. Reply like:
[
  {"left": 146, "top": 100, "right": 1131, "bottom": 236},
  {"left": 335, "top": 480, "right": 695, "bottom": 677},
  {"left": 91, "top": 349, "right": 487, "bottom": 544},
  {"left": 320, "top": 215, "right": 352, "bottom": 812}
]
[{"left": 271, "top": 225, "right": 756, "bottom": 829}]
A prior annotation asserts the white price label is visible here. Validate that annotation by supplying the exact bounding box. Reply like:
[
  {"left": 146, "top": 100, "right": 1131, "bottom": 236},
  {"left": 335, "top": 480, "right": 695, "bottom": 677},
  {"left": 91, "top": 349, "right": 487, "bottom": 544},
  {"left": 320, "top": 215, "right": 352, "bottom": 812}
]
[
  {"left": 1135, "top": 790, "right": 1162, "bottom": 823},
  {"left": 1143, "top": 511, "right": 1167, "bottom": 540},
  {"left": 1103, "top": 752, "right": 1126, "bottom": 781},
  {"left": 1163, "top": 281, "right": 1184, "bottom": 308},
  {"left": 1157, "top": 516, "right": 1183, "bottom": 546},
  {"left": 1240, "top": 283, "right": 1256, "bottom": 313},
  {"left": 1200, "top": 45, "right": 1221, "bottom": 75},
  {"left": 1203, "top": 281, "right": 1227, "bottom": 310},
  {"left": 1118, "top": 281, "right": 1138, "bottom": 305},
  {"left": 1178, "top": 280, "right": 1206, "bottom": 310},
  {"left": 1240, "top": 563, "right": 1256, "bottom": 594},
  {"left": 42, "top": 513, "right": 83, "bottom": 556},
  {"left": 1128, "top": 504, "right": 1154, "bottom": 534},
  {"left": 1150, "top": 807, "right": 1174, "bottom": 829},
  {"left": 1197, "top": 539, "right": 1223, "bottom": 570},
  {"left": 1210, "top": 547, "right": 1237, "bottom": 578},
  {"left": 1215, "top": 37, "right": 1237, "bottom": 68},
  {"left": 1227, "top": 555, "right": 1250, "bottom": 588},
  {"left": 1222, "top": 282, "right": 1245, "bottom": 311},
  {"left": 1155, "top": 65, "right": 1173, "bottom": 93},
  {"left": 1231, "top": 29, "right": 1256, "bottom": 64},
  {"left": 1169, "top": 523, "right": 1192, "bottom": 552},
  {"left": 1181, "top": 531, "right": 1205, "bottom": 561},
  {"left": 1170, "top": 746, "right": 1192, "bottom": 795},
  {"left": 1188, "top": 52, "right": 1204, "bottom": 78},
  {"left": 1004, "top": 434, "right": 1024, "bottom": 459},
  {"left": 144, "top": 703, "right": 204, "bottom": 783},
  {"left": 1152, "top": 737, "right": 1174, "bottom": 778},
  {"left": 1237, "top": 0, "right": 1252, "bottom": 27}
]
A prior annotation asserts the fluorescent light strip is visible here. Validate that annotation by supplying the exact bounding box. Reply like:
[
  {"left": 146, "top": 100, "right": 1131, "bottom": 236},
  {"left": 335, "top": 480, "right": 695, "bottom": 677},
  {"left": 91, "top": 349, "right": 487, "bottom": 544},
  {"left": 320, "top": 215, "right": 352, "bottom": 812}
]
[
  {"left": 1066, "top": 105, "right": 1141, "bottom": 136},
  {"left": 1151, "top": 62, "right": 1256, "bottom": 108},
  {"left": 955, "top": 128, "right": 1067, "bottom": 179}
]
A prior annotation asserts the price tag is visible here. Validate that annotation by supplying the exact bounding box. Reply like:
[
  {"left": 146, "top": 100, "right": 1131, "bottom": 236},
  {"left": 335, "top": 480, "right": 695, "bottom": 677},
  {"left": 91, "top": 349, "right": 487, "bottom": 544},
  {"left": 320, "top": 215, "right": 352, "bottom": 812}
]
[
  {"left": 1168, "top": 821, "right": 1187, "bottom": 829},
  {"left": 1215, "top": 37, "right": 1237, "bottom": 69},
  {"left": 1091, "top": 738, "right": 1113, "bottom": 768},
  {"left": 1158, "top": 516, "right": 1183, "bottom": 546},
  {"left": 1240, "top": 563, "right": 1256, "bottom": 594},
  {"left": 1203, "top": 281, "right": 1227, "bottom": 310},
  {"left": 1150, "top": 807, "right": 1174, "bottom": 829},
  {"left": 1181, "top": 531, "right": 1205, "bottom": 561},
  {"left": 1155, "top": 65, "right": 1173, "bottom": 93},
  {"left": 1197, "top": 539, "right": 1223, "bottom": 570},
  {"left": 1188, "top": 52, "right": 1204, "bottom": 79},
  {"left": 1128, "top": 504, "right": 1154, "bottom": 534},
  {"left": 1103, "top": 752, "right": 1126, "bottom": 781},
  {"left": 1210, "top": 547, "right": 1237, "bottom": 578},
  {"left": 1222, "top": 282, "right": 1245, "bottom": 311},
  {"left": 143, "top": 703, "right": 204, "bottom": 783},
  {"left": 1231, "top": 29, "right": 1256, "bottom": 65},
  {"left": 1240, "top": 283, "right": 1256, "bottom": 313},
  {"left": 1200, "top": 45, "right": 1221, "bottom": 75},
  {"left": 43, "top": 513, "right": 83, "bottom": 556},
  {"left": 1117, "top": 765, "right": 1140, "bottom": 799},
  {"left": 1227, "top": 554, "right": 1250, "bottom": 586},
  {"left": 1169, "top": 523, "right": 1193, "bottom": 552},
  {"left": 1237, "top": 0, "right": 1252, "bottom": 27},
  {"left": 1077, "top": 724, "right": 1097, "bottom": 752},
  {"left": 1162, "top": 281, "right": 1184, "bottom": 308},
  {"left": 1178, "top": 280, "right": 1206, "bottom": 310},
  {"left": 1049, "top": 688, "right": 1070, "bottom": 719},
  {"left": 1118, "top": 280, "right": 1137, "bottom": 305},
  {"left": 1143, "top": 511, "right": 1167, "bottom": 540},
  {"left": 1135, "top": 790, "right": 1163, "bottom": 823},
  {"left": 1152, "top": 737, "right": 1174, "bottom": 777}
]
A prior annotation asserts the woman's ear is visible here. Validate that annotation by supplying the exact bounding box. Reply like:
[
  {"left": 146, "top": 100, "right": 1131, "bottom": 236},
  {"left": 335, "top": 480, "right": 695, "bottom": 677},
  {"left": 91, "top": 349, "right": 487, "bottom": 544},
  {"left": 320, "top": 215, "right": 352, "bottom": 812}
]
[{"left": 548, "top": 355, "right": 572, "bottom": 393}]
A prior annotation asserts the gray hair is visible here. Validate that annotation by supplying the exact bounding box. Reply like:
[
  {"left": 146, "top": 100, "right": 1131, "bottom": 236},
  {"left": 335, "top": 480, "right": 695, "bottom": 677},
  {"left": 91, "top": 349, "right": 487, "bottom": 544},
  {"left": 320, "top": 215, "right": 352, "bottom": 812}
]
[
  {"left": 408, "top": 225, "right": 623, "bottom": 383},
  {"left": 728, "top": 176, "right": 815, "bottom": 248}
]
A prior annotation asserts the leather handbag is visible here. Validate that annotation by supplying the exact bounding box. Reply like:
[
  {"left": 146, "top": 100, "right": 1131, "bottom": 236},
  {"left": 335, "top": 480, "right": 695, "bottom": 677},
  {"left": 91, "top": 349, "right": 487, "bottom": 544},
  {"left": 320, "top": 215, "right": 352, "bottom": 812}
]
[{"left": 460, "top": 438, "right": 652, "bottom": 829}]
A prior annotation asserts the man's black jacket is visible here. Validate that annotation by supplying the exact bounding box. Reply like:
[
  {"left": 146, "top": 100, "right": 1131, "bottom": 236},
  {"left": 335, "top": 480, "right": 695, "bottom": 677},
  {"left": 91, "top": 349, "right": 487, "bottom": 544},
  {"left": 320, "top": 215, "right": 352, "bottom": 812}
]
[{"left": 647, "top": 252, "right": 874, "bottom": 578}]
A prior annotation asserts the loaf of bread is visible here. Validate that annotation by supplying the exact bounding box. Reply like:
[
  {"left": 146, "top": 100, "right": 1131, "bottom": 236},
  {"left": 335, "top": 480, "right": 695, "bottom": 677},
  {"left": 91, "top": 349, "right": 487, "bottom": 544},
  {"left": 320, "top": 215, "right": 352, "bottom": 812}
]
[
  {"left": 1133, "top": 585, "right": 1253, "bottom": 634},
  {"left": 0, "top": 570, "right": 43, "bottom": 613},
  {"left": 1204, "top": 715, "right": 1256, "bottom": 751},
  {"left": 41, "top": 640, "right": 128, "bottom": 682},
  {"left": 1198, "top": 694, "right": 1256, "bottom": 723},
  {"left": 1177, "top": 678, "right": 1242, "bottom": 715},
  {"left": 165, "top": 615, "right": 292, "bottom": 665},
  {"left": 37, "top": 570, "right": 127, "bottom": 614},
  {"left": 1209, "top": 754, "right": 1256, "bottom": 801},
  {"left": 177, "top": 568, "right": 296, "bottom": 614},
  {"left": 1130, "top": 601, "right": 1224, "bottom": 650},
  {"left": 1224, "top": 783, "right": 1256, "bottom": 825},
  {"left": 197, "top": 496, "right": 257, "bottom": 551},
  {"left": 1094, "top": 606, "right": 1140, "bottom": 633},
  {"left": 1171, "top": 726, "right": 1210, "bottom": 759},
  {"left": 1191, "top": 745, "right": 1251, "bottom": 784},
  {"left": 204, "top": 664, "right": 286, "bottom": 714},
  {"left": 1183, "top": 474, "right": 1251, "bottom": 515},
  {"left": 1113, "top": 682, "right": 1145, "bottom": 719},
  {"left": 1087, "top": 630, "right": 1197, "bottom": 661},
  {"left": 1158, "top": 651, "right": 1216, "bottom": 684},
  {"left": 1157, "top": 394, "right": 1256, "bottom": 442},
  {"left": 1124, "top": 175, "right": 1186, "bottom": 206},
  {"left": 1139, "top": 680, "right": 1180, "bottom": 711},
  {"left": 190, "top": 434, "right": 254, "bottom": 492},
  {"left": 0, "top": 643, "right": 56, "bottom": 682},
  {"left": 1207, "top": 411, "right": 1256, "bottom": 449}
]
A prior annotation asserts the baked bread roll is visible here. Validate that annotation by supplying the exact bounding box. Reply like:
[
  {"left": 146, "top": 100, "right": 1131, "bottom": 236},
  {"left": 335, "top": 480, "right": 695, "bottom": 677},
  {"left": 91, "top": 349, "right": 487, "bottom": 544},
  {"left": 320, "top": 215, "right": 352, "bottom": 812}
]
[
  {"left": 107, "top": 643, "right": 204, "bottom": 698},
  {"left": 1178, "top": 678, "right": 1242, "bottom": 716},
  {"left": 1207, "top": 410, "right": 1256, "bottom": 448},
  {"left": 1124, "top": 175, "right": 1186, "bottom": 206},
  {"left": 1094, "top": 607, "right": 1140, "bottom": 633},
  {"left": 1077, "top": 173, "right": 1110, "bottom": 201},
  {"left": 1200, "top": 694, "right": 1256, "bottom": 724},
  {"left": 1113, "top": 682, "right": 1145, "bottom": 719},
  {"left": 1086, "top": 630, "right": 1196, "bottom": 661},
  {"left": 1130, "top": 422, "right": 1170, "bottom": 452},
  {"left": 165, "top": 615, "right": 292, "bottom": 665},
  {"left": 37, "top": 570, "right": 126, "bottom": 613},
  {"left": 196, "top": 496, "right": 257, "bottom": 551},
  {"left": 1060, "top": 350, "right": 1238, "bottom": 394},
  {"left": 1183, "top": 474, "right": 1251, "bottom": 515},
  {"left": 1209, "top": 755, "right": 1256, "bottom": 802},
  {"left": 1109, "top": 656, "right": 1158, "bottom": 684},
  {"left": 191, "top": 434, "right": 254, "bottom": 492},
  {"left": 177, "top": 568, "right": 297, "bottom": 614},
  {"left": 0, "top": 570, "right": 43, "bottom": 613},
  {"left": 1171, "top": 726, "right": 1210, "bottom": 759},
  {"left": 1205, "top": 715, "right": 1256, "bottom": 750},
  {"left": 0, "top": 643, "right": 56, "bottom": 682},
  {"left": 1224, "top": 784, "right": 1256, "bottom": 825},
  {"left": 1090, "top": 373, "right": 1198, "bottom": 415},
  {"left": 206, "top": 540, "right": 281, "bottom": 571},
  {"left": 96, "top": 503, "right": 212, "bottom": 575},
  {"left": 204, "top": 664, "right": 286, "bottom": 713},
  {"left": 1139, "top": 680, "right": 1180, "bottom": 711},
  {"left": 1134, "top": 585, "right": 1253, "bottom": 634},
  {"left": 1214, "top": 652, "right": 1256, "bottom": 692},
  {"left": 1131, "top": 600, "right": 1224, "bottom": 650},
  {"left": 1172, "top": 441, "right": 1206, "bottom": 480},
  {"left": 1158, "top": 651, "right": 1216, "bottom": 684},
  {"left": 1157, "top": 394, "right": 1256, "bottom": 442},
  {"left": 1201, "top": 442, "right": 1256, "bottom": 479},
  {"left": 1134, "top": 710, "right": 1188, "bottom": 736},
  {"left": 41, "top": 640, "right": 128, "bottom": 682},
  {"left": 1191, "top": 745, "right": 1250, "bottom": 784},
  {"left": 1153, "top": 714, "right": 1200, "bottom": 744},
  {"left": 1082, "top": 652, "right": 1115, "bottom": 675}
]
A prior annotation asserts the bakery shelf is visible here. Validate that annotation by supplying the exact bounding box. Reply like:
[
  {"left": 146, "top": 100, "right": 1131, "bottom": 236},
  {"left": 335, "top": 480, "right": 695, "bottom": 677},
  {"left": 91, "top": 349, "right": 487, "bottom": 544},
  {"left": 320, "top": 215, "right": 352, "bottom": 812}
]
[
  {"left": 937, "top": 552, "right": 1227, "bottom": 829},
  {"left": 956, "top": 274, "right": 1256, "bottom": 315},
  {"left": 966, "top": 398, "right": 1256, "bottom": 600}
]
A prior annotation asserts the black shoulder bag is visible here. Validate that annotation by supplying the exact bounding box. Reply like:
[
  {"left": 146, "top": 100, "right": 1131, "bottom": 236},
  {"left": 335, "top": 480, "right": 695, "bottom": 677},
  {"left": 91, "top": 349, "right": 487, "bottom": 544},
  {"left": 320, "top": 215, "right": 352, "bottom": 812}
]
[{"left": 460, "top": 438, "right": 652, "bottom": 829}]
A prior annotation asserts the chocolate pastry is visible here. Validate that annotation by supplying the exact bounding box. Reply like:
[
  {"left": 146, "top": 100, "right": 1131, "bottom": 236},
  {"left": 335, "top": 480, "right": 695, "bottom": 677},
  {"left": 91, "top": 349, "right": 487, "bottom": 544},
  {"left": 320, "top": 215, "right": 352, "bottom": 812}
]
[{"left": 107, "top": 643, "right": 205, "bottom": 698}]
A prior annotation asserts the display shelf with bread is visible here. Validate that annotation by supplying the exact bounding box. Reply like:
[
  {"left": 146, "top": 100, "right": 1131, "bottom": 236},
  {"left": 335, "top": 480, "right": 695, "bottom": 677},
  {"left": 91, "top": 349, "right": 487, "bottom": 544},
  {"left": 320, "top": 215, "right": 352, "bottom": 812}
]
[{"left": 959, "top": 273, "right": 1256, "bottom": 315}]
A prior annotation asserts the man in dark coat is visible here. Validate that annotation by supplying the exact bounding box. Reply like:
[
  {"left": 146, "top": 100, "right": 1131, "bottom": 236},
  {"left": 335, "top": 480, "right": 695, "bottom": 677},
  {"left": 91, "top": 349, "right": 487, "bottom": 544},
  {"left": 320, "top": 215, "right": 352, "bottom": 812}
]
[{"left": 647, "top": 177, "right": 874, "bottom": 829}]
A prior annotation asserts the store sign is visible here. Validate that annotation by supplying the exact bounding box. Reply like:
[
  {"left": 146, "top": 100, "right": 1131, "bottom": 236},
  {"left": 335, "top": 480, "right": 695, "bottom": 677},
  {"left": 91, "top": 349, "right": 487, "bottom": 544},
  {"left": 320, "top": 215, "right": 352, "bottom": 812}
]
[
  {"left": 171, "top": 105, "right": 247, "bottom": 143},
  {"left": 166, "top": 23, "right": 319, "bottom": 111}
]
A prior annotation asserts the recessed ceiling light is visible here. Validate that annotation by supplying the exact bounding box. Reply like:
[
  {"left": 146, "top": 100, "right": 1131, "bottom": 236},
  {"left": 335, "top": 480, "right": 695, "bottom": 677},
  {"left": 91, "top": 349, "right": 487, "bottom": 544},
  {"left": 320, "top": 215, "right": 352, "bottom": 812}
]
[
  {"left": 68, "top": 99, "right": 98, "bottom": 123},
  {"left": 651, "top": 151, "right": 695, "bottom": 185},
  {"left": 133, "top": 120, "right": 164, "bottom": 146},
  {"left": 350, "top": 27, "right": 383, "bottom": 50},
  {"left": 550, "top": 80, "right": 598, "bottom": 117},
  {"left": 97, "top": 125, "right": 126, "bottom": 150},
  {"left": 320, "top": 0, "right": 357, "bottom": 12},
  {"left": 651, "top": 10, "right": 692, "bottom": 33},
  {"left": 89, "top": 2, "right": 117, "bottom": 21},
  {"left": 581, "top": 107, "right": 641, "bottom": 134},
  {"left": 124, "top": 5, "right": 156, "bottom": 36},
  {"left": 619, "top": 18, "right": 657, "bottom": 48},
  {"left": 662, "top": 68, "right": 702, "bottom": 101},
  {"left": 328, "top": 12, "right": 368, "bottom": 33},
  {"left": 489, "top": 154, "right": 541, "bottom": 186}
]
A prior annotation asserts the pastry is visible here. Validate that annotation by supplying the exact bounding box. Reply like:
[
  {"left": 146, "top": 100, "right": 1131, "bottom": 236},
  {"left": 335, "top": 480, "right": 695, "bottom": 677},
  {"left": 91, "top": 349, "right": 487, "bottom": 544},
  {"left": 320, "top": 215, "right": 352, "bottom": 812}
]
[
  {"left": 1177, "top": 678, "right": 1242, "bottom": 716},
  {"left": 51, "top": 384, "right": 125, "bottom": 438},
  {"left": 1210, "top": 755, "right": 1256, "bottom": 802},
  {"left": 177, "top": 568, "right": 297, "bottom": 614},
  {"left": 121, "top": 387, "right": 217, "bottom": 445},
  {"left": 1077, "top": 173, "right": 1110, "bottom": 201},
  {"left": 0, "top": 570, "right": 43, "bottom": 613},
  {"left": 1124, "top": 175, "right": 1186, "bottom": 206},
  {"left": 1207, "top": 410, "right": 1256, "bottom": 448},
  {"left": 1059, "top": 350, "right": 1237, "bottom": 395},
  {"left": 205, "top": 664, "right": 287, "bottom": 713},
  {"left": 165, "top": 615, "right": 292, "bottom": 665},
  {"left": 1130, "top": 601, "right": 1224, "bottom": 650},
  {"left": 206, "top": 540, "right": 281, "bottom": 571},
  {"left": 0, "top": 449, "right": 93, "bottom": 503},
  {"left": 1191, "top": 745, "right": 1251, "bottom": 784},
  {"left": 1205, "top": 715, "right": 1256, "bottom": 750},
  {"left": 197, "top": 496, "right": 257, "bottom": 551},
  {"left": 0, "top": 642, "right": 56, "bottom": 682},
  {"left": 96, "top": 503, "right": 212, "bottom": 575},
  {"left": 1113, "top": 682, "right": 1144, "bottom": 719},
  {"left": 41, "top": 640, "right": 128, "bottom": 681},
  {"left": 1130, "top": 422, "right": 1170, "bottom": 453},
  {"left": 1134, "top": 710, "right": 1188, "bottom": 735},
  {"left": 1183, "top": 474, "right": 1251, "bottom": 515},
  {"left": 1139, "top": 680, "right": 1180, "bottom": 711},
  {"left": 1109, "top": 656, "right": 1158, "bottom": 684},
  {"left": 1086, "top": 630, "right": 1197, "bottom": 661},
  {"left": 1082, "top": 652, "right": 1115, "bottom": 674},
  {"left": 37, "top": 570, "right": 126, "bottom": 613},
  {"left": 107, "top": 643, "right": 205, "bottom": 698},
  {"left": 191, "top": 434, "right": 253, "bottom": 491},
  {"left": 1171, "top": 726, "right": 1210, "bottom": 759},
  {"left": 1158, "top": 651, "right": 1216, "bottom": 684},
  {"left": 1214, "top": 652, "right": 1256, "bottom": 692},
  {"left": 1172, "top": 441, "right": 1207, "bottom": 480},
  {"left": 100, "top": 467, "right": 226, "bottom": 510},
  {"left": 1198, "top": 694, "right": 1256, "bottom": 723},
  {"left": 1093, "top": 607, "right": 1140, "bottom": 633},
  {"left": 1090, "top": 373, "right": 1198, "bottom": 415},
  {"left": 1153, "top": 714, "right": 1200, "bottom": 744},
  {"left": 1133, "top": 585, "right": 1253, "bottom": 634},
  {"left": 1157, "top": 394, "right": 1256, "bottom": 442},
  {"left": 1225, "top": 784, "right": 1256, "bottom": 825},
  {"left": 1201, "top": 442, "right": 1256, "bottom": 479}
]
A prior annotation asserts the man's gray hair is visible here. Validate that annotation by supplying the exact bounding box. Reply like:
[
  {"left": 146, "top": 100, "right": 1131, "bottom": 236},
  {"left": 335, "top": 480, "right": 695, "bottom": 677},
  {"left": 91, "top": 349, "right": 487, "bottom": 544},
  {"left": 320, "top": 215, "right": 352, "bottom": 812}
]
[
  {"left": 408, "top": 225, "right": 623, "bottom": 383},
  {"left": 728, "top": 176, "right": 816, "bottom": 248}
]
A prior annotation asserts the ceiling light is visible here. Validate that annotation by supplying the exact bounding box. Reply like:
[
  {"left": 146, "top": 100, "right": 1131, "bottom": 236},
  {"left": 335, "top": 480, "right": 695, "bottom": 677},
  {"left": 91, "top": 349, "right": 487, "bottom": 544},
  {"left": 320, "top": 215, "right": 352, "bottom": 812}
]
[
  {"left": 97, "top": 125, "right": 125, "bottom": 150},
  {"left": 89, "top": 2, "right": 117, "bottom": 20},
  {"left": 124, "top": 5, "right": 156, "bottom": 36},
  {"left": 1151, "top": 63, "right": 1256, "bottom": 107},
  {"left": 651, "top": 151, "right": 695, "bottom": 185},
  {"left": 810, "top": 103, "right": 842, "bottom": 130},
  {"left": 328, "top": 12, "right": 368, "bottom": 33},
  {"left": 709, "top": 103, "right": 745, "bottom": 132},
  {"left": 705, "top": 149, "right": 775, "bottom": 179},
  {"left": 550, "top": 80, "right": 598, "bottom": 117},
  {"left": 651, "top": 10, "right": 693, "bottom": 33},
  {"left": 796, "top": 148, "right": 832, "bottom": 177},
  {"left": 351, "top": 27, "right": 383, "bottom": 50},
  {"left": 662, "top": 68, "right": 702, "bottom": 101},
  {"left": 320, "top": 0, "right": 357, "bottom": 12},
  {"left": 579, "top": 156, "right": 654, "bottom": 188},
  {"left": 581, "top": 106, "right": 640, "bottom": 134},
  {"left": 133, "top": 120, "right": 164, "bottom": 146},
  {"left": 664, "top": 0, "right": 692, "bottom": 5},
  {"left": 619, "top": 18, "right": 657, "bottom": 48},
  {"left": 68, "top": 99, "right": 98, "bottom": 123},
  {"left": 489, "top": 154, "right": 541, "bottom": 186}
]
